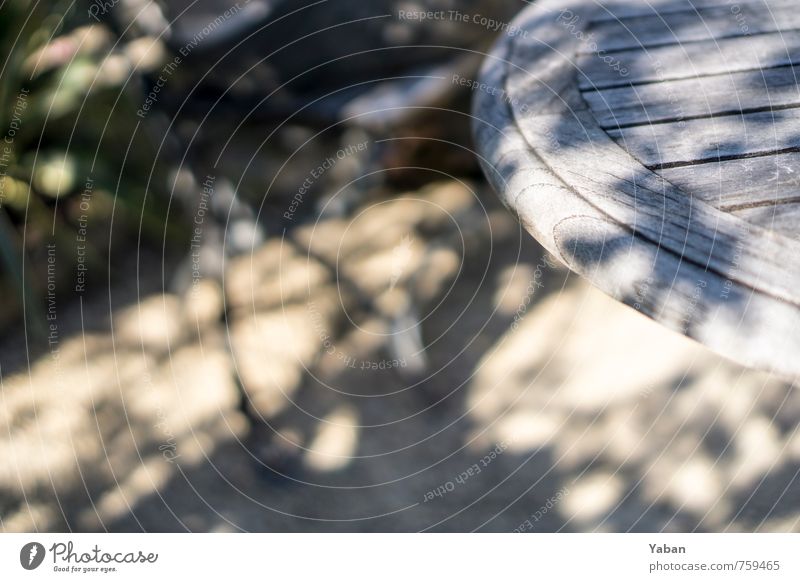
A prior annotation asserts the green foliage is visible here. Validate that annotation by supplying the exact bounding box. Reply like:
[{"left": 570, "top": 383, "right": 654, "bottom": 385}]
[{"left": 0, "top": 0, "right": 182, "bottom": 329}]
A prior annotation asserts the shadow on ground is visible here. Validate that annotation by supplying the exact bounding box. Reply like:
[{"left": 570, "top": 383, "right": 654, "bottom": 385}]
[{"left": 1, "top": 178, "right": 799, "bottom": 532}]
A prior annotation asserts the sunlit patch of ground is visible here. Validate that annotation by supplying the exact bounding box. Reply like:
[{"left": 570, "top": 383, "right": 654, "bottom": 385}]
[{"left": 1, "top": 181, "right": 798, "bottom": 532}]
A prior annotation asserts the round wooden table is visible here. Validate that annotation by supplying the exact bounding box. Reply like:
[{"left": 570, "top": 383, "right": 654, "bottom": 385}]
[{"left": 473, "top": 0, "right": 800, "bottom": 377}]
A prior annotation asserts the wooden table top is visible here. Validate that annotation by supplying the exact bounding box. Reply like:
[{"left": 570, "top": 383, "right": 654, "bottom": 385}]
[{"left": 473, "top": 0, "right": 800, "bottom": 377}]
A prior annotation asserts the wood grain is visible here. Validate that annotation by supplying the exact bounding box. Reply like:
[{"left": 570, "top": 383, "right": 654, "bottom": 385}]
[
  {"left": 733, "top": 202, "right": 800, "bottom": 238},
  {"left": 583, "top": 65, "right": 800, "bottom": 128},
  {"left": 608, "top": 108, "right": 800, "bottom": 167},
  {"left": 590, "top": 0, "right": 735, "bottom": 22},
  {"left": 584, "top": 0, "right": 798, "bottom": 53},
  {"left": 659, "top": 152, "right": 800, "bottom": 207},
  {"left": 578, "top": 31, "right": 800, "bottom": 89},
  {"left": 473, "top": 0, "right": 800, "bottom": 376}
]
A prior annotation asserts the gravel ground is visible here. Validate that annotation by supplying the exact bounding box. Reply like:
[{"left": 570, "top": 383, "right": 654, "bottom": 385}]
[{"left": 2, "top": 180, "right": 800, "bottom": 533}]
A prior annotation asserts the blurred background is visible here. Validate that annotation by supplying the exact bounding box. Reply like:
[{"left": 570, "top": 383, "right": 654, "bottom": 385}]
[{"left": 1, "top": 0, "right": 800, "bottom": 532}]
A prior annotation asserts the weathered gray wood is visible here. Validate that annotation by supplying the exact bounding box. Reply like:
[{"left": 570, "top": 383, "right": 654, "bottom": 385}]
[
  {"left": 546, "top": 211, "right": 800, "bottom": 373},
  {"left": 584, "top": 0, "right": 799, "bottom": 53},
  {"left": 609, "top": 109, "right": 800, "bottom": 167},
  {"left": 473, "top": 0, "right": 800, "bottom": 377},
  {"left": 660, "top": 155, "right": 800, "bottom": 239},
  {"left": 512, "top": 109, "right": 800, "bottom": 306},
  {"left": 660, "top": 153, "right": 800, "bottom": 207},
  {"left": 733, "top": 202, "right": 800, "bottom": 239},
  {"left": 578, "top": 31, "right": 800, "bottom": 89},
  {"left": 584, "top": 65, "right": 800, "bottom": 128},
  {"left": 502, "top": 1, "right": 603, "bottom": 116},
  {"left": 506, "top": 2, "right": 800, "bottom": 288},
  {"left": 590, "top": 0, "right": 731, "bottom": 22}
]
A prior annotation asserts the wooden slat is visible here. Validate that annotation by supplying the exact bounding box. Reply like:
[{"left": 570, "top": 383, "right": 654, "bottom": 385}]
[
  {"left": 474, "top": 0, "right": 800, "bottom": 376},
  {"left": 590, "top": 0, "right": 729, "bottom": 22},
  {"left": 503, "top": 1, "right": 602, "bottom": 115},
  {"left": 584, "top": 0, "right": 798, "bottom": 53},
  {"left": 505, "top": 3, "right": 800, "bottom": 304},
  {"left": 608, "top": 108, "right": 800, "bottom": 167},
  {"left": 732, "top": 202, "right": 800, "bottom": 239},
  {"left": 513, "top": 109, "right": 800, "bottom": 306},
  {"left": 584, "top": 65, "right": 800, "bottom": 128},
  {"left": 578, "top": 31, "right": 800, "bottom": 89},
  {"left": 659, "top": 153, "right": 800, "bottom": 207},
  {"left": 475, "top": 84, "right": 800, "bottom": 376}
]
